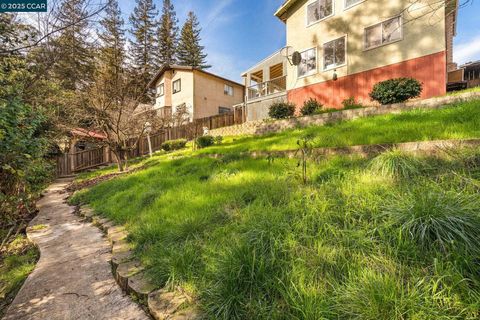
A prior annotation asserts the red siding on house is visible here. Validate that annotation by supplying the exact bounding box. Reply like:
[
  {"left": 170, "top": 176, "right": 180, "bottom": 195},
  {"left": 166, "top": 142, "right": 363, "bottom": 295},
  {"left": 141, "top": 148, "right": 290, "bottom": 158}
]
[{"left": 287, "top": 51, "right": 447, "bottom": 111}]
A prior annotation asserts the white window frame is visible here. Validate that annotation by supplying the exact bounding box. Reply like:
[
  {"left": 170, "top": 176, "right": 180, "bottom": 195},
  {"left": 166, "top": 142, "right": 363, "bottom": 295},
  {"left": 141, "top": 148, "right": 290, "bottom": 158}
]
[
  {"left": 297, "top": 47, "right": 318, "bottom": 79},
  {"left": 305, "top": 0, "right": 335, "bottom": 27},
  {"left": 322, "top": 35, "right": 347, "bottom": 71},
  {"left": 344, "top": 0, "right": 364, "bottom": 11},
  {"left": 173, "top": 79, "right": 181, "bottom": 94},
  {"left": 224, "top": 84, "right": 234, "bottom": 96},
  {"left": 157, "top": 83, "right": 165, "bottom": 97},
  {"left": 364, "top": 15, "right": 403, "bottom": 51}
]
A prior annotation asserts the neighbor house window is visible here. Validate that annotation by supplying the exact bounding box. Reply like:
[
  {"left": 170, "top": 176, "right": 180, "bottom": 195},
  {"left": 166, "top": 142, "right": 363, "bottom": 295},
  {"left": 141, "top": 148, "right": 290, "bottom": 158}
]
[
  {"left": 323, "top": 36, "right": 346, "bottom": 70},
  {"left": 218, "top": 106, "right": 231, "bottom": 114},
  {"left": 173, "top": 79, "right": 181, "bottom": 93},
  {"left": 364, "top": 16, "right": 403, "bottom": 50},
  {"left": 297, "top": 48, "right": 317, "bottom": 78},
  {"left": 307, "top": 0, "right": 333, "bottom": 26},
  {"left": 224, "top": 84, "right": 234, "bottom": 96},
  {"left": 345, "top": 0, "right": 363, "bottom": 9},
  {"left": 157, "top": 83, "right": 164, "bottom": 97}
]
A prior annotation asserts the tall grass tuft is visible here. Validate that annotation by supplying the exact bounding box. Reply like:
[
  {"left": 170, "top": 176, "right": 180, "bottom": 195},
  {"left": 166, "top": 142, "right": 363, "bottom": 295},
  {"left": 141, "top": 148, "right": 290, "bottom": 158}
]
[
  {"left": 383, "top": 186, "right": 480, "bottom": 254},
  {"left": 370, "top": 149, "right": 423, "bottom": 179}
]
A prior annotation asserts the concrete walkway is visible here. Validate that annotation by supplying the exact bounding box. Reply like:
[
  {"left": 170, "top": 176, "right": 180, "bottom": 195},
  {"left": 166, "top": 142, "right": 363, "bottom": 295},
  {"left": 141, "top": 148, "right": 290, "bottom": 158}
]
[{"left": 3, "top": 179, "right": 149, "bottom": 320}]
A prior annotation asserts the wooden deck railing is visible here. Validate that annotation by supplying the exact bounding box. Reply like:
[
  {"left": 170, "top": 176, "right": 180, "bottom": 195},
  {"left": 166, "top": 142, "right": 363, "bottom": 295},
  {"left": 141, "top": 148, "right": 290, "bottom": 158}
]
[{"left": 247, "top": 75, "right": 287, "bottom": 101}]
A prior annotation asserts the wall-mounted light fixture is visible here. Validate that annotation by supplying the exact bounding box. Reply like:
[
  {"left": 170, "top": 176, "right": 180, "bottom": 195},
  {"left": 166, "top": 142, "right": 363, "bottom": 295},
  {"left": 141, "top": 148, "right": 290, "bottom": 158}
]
[{"left": 333, "top": 69, "right": 338, "bottom": 81}]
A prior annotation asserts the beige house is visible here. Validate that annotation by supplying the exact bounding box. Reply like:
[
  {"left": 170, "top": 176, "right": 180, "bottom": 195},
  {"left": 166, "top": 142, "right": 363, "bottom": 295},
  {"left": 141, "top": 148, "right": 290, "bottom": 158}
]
[
  {"left": 148, "top": 65, "right": 245, "bottom": 121},
  {"left": 244, "top": 0, "right": 458, "bottom": 119}
]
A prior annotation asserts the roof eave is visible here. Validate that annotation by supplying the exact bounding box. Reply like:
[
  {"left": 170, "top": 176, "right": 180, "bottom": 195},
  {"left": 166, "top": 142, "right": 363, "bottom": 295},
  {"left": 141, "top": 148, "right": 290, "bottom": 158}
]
[{"left": 274, "top": 0, "right": 297, "bottom": 22}]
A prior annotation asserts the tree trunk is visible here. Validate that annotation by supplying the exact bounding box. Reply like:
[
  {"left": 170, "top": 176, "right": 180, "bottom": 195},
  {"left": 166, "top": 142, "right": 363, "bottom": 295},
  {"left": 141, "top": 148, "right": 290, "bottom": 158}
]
[{"left": 112, "top": 149, "right": 125, "bottom": 172}]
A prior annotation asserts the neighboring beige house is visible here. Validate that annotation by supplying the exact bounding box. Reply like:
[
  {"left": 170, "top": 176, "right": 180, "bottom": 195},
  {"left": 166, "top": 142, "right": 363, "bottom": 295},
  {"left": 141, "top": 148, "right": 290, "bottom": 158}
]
[
  {"left": 244, "top": 0, "right": 458, "bottom": 119},
  {"left": 148, "top": 65, "right": 245, "bottom": 121}
]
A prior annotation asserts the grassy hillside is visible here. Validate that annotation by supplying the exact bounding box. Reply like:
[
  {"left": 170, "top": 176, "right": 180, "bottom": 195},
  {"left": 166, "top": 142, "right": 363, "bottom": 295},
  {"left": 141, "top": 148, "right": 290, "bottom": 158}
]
[{"left": 71, "top": 100, "right": 480, "bottom": 319}]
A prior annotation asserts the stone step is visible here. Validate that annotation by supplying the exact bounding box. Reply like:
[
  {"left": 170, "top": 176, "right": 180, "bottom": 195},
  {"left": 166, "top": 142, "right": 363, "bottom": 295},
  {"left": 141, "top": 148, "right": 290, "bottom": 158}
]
[
  {"left": 108, "top": 230, "right": 128, "bottom": 246},
  {"left": 111, "top": 250, "right": 134, "bottom": 274},
  {"left": 116, "top": 260, "right": 144, "bottom": 291},
  {"left": 127, "top": 271, "right": 157, "bottom": 302},
  {"left": 148, "top": 290, "right": 201, "bottom": 320}
]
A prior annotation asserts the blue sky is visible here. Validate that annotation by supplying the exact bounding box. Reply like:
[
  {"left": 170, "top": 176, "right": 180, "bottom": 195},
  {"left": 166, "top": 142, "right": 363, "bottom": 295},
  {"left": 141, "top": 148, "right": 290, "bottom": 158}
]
[{"left": 117, "top": 0, "right": 480, "bottom": 82}]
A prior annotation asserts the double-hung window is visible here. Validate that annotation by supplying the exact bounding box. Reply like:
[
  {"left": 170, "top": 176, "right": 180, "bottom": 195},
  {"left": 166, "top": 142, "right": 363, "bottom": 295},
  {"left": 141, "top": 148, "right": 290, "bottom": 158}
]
[
  {"left": 307, "top": 0, "right": 333, "bottom": 26},
  {"left": 364, "top": 16, "right": 403, "bottom": 50},
  {"left": 173, "top": 79, "right": 181, "bottom": 94},
  {"left": 297, "top": 48, "right": 317, "bottom": 78},
  {"left": 323, "top": 36, "right": 346, "bottom": 70},
  {"left": 157, "top": 83, "right": 164, "bottom": 97},
  {"left": 224, "top": 84, "right": 234, "bottom": 96}
]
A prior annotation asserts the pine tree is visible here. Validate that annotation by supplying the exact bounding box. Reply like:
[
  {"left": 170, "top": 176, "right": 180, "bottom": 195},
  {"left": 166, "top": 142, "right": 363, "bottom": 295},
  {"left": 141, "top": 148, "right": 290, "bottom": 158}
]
[
  {"left": 96, "top": 0, "right": 125, "bottom": 99},
  {"left": 156, "top": 0, "right": 179, "bottom": 67},
  {"left": 52, "top": 0, "right": 94, "bottom": 91},
  {"left": 177, "top": 11, "right": 210, "bottom": 69},
  {"left": 129, "top": 0, "right": 158, "bottom": 94}
]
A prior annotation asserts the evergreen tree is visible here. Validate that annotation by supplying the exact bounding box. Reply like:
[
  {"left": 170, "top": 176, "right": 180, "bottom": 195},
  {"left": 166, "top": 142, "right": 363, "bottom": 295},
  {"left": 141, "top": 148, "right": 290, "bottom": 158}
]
[
  {"left": 52, "top": 0, "right": 94, "bottom": 91},
  {"left": 156, "top": 0, "right": 178, "bottom": 67},
  {"left": 129, "top": 0, "right": 158, "bottom": 96},
  {"left": 97, "top": 0, "right": 125, "bottom": 98},
  {"left": 177, "top": 12, "right": 210, "bottom": 69}
]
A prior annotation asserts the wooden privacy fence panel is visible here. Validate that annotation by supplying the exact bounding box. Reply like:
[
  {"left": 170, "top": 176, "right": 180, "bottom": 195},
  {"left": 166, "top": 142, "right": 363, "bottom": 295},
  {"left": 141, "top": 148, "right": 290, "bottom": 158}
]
[
  {"left": 56, "top": 108, "right": 246, "bottom": 176},
  {"left": 56, "top": 154, "right": 72, "bottom": 177},
  {"left": 73, "top": 147, "right": 105, "bottom": 171},
  {"left": 56, "top": 147, "right": 108, "bottom": 177}
]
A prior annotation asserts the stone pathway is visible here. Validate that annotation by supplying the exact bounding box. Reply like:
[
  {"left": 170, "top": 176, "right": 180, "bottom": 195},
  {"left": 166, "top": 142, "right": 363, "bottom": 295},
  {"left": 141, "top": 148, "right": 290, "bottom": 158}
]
[{"left": 3, "top": 179, "right": 149, "bottom": 320}]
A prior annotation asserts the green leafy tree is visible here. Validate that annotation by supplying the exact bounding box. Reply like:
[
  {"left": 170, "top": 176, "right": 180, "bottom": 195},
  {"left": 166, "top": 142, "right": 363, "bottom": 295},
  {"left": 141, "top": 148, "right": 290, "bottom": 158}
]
[
  {"left": 177, "top": 11, "right": 210, "bottom": 69},
  {"left": 156, "top": 0, "right": 178, "bottom": 67},
  {"left": 0, "top": 15, "right": 54, "bottom": 227}
]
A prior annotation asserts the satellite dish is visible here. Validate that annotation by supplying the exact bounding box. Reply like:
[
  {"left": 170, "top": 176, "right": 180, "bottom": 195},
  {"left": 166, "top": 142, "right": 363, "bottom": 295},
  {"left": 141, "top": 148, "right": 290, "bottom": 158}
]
[
  {"left": 281, "top": 46, "right": 302, "bottom": 66},
  {"left": 291, "top": 51, "right": 302, "bottom": 66}
]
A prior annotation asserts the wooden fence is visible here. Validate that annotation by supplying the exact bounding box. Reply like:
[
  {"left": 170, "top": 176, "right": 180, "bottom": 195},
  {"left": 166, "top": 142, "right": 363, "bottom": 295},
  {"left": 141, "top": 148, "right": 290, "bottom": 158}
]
[{"left": 56, "top": 108, "right": 247, "bottom": 177}]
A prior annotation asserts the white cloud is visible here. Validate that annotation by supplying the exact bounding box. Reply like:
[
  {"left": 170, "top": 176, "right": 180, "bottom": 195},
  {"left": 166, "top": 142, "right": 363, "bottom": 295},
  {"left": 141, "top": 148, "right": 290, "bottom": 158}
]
[{"left": 455, "top": 36, "right": 480, "bottom": 64}]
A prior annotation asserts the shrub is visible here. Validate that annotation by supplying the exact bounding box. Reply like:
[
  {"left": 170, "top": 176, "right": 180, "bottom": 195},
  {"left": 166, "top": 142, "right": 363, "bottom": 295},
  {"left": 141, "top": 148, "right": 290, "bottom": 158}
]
[
  {"left": 342, "top": 97, "right": 364, "bottom": 110},
  {"left": 196, "top": 135, "right": 215, "bottom": 149},
  {"left": 383, "top": 187, "right": 480, "bottom": 254},
  {"left": 268, "top": 102, "right": 296, "bottom": 119},
  {"left": 300, "top": 98, "right": 323, "bottom": 116},
  {"left": 370, "top": 149, "right": 423, "bottom": 179},
  {"left": 161, "top": 139, "right": 187, "bottom": 152},
  {"left": 214, "top": 136, "right": 223, "bottom": 145},
  {"left": 369, "top": 78, "right": 422, "bottom": 105}
]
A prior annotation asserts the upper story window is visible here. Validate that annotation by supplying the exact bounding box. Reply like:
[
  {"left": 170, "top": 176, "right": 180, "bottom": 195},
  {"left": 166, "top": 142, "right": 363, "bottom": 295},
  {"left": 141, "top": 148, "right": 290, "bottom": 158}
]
[
  {"left": 323, "top": 36, "right": 346, "bottom": 70},
  {"left": 173, "top": 79, "right": 181, "bottom": 94},
  {"left": 224, "top": 84, "right": 234, "bottom": 96},
  {"left": 364, "top": 16, "right": 403, "bottom": 50},
  {"left": 344, "top": 0, "right": 363, "bottom": 9},
  {"left": 157, "top": 83, "right": 164, "bottom": 97},
  {"left": 307, "top": 0, "right": 333, "bottom": 26},
  {"left": 298, "top": 47, "right": 317, "bottom": 78}
]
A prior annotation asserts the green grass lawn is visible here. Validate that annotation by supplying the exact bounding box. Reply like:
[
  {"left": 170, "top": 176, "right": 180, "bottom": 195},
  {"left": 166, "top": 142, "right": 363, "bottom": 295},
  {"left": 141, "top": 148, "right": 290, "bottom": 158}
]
[
  {"left": 77, "top": 99, "right": 480, "bottom": 183},
  {"left": 199, "top": 99, "right": 480, "bottom": 155},
  {"left": 72, "top": 145, "right": 480, "bottom": 319},
  {"left": 0, "top": 234, "right": 39, "bottom": 317}
]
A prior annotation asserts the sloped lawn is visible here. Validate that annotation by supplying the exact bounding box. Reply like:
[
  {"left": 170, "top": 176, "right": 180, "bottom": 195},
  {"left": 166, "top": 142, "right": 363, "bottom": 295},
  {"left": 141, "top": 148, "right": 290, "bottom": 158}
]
[
  {"left": 199, "top": 99, "right": 480, "bottom": 154},
  {"left": 72, "top": 146, "right": 480, "bottom": 319}
]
